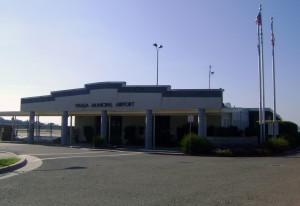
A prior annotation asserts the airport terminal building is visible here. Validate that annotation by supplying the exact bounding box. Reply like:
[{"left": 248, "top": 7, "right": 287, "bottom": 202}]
[{"left": 19, "top": 82, "right": 224, "bottom": 149}]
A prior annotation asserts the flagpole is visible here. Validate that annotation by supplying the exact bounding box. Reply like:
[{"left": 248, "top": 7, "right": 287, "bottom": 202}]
[
  {"left": 209, "top": 65, "right": 211, "bottom": 89},
  {"left": 259, "top": 5, "right": 266, "bottom": 144},
  {"left": 256, "top": 5, "right": 263, "bottom": 145},
  {"left": 271, "top": 17, "right": 277, "bottom": 138},
  {"left": 209, "top": 65, "right": 214, "bottom": 89}
]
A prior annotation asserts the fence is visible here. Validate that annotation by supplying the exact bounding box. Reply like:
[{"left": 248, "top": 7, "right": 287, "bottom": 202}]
[{"left": 0, "top": 124, "right": 61, "bottom": 142}]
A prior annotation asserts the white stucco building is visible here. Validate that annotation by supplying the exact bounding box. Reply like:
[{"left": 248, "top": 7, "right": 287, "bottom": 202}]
[
  {"left": 0, "top": 81, "right": 279, "bottom": 148},
  {"left": 20, "top": 82, "right": 224, "bottom": 148}
]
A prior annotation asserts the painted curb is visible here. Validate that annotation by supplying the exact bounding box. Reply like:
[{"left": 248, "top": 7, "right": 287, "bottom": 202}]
[{"left": 0, "top": 156, "right": 27, "bottom": 174}]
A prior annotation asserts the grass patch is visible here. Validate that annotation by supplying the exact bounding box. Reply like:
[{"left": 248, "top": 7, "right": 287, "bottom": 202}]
[{"left": 0, "top": 158, "right": 20, "bottom": 168}]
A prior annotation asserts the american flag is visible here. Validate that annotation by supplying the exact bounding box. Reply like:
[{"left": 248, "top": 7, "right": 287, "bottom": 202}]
[
  {"left": 256, "top": 12, "right": 262, "bottom": 26},
  {"left": 271, "top": 31, "right": 275, "bottom": 46},
  {"left": 271, "top": 17, "right": 275, "bottom": 46}
]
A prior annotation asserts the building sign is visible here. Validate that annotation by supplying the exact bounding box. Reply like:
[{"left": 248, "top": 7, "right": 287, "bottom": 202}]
[
  {"left": 75, "top": 103, "right": 89, "bottom": 108},
  {"left": 75, "top": 102, "right": 135, "bottom": 109},
  {"left": 91, "top": 103, "right": 112, "bottom": 108},
  {"left": 268, "top": 122, "right": 279, "bottom": 136},
  {"left": 188, "top": 114, "right": 194, "bottom": 123}
]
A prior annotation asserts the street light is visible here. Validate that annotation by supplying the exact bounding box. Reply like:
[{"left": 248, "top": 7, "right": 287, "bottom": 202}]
[
  {"left": 209, "top": 65, "right": 214, "bottom": 89},
  {"left": 153, "top": 43, "right": 163, "bottom": 85}
]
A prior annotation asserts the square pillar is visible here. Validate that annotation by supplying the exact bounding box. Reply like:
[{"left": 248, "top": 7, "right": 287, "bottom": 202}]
[
  {"left": 101, "top": 110, "right": 108, "bottom": 144},
  {"left": 61, "top": 111, "right": 68, "bottom": 146},
  {"left": 28, "top": 111, "right": 35, "bottom": 144},
  {"left": 145, "top": 110, "right": 153, "bottom": 150},
  {"left": 69, "top": 116, "right": 73, "bottom": 145},
  {"left": 198, "top": 108, "right": 207, "bottom": 137}
]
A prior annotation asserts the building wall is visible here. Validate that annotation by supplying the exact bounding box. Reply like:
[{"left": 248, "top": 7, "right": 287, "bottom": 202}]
[
  {"left": 231, "top": 111, "right": 249, "bottom": 130},
  {"left": 21, "top": 82, "right": 223, "bottom": 113},
  {"left": 221, "top": 113, "right": 231, "bottom": 128},
  {"left": 73, "top": 114, "right": 208, "bottom": 145},
  {"left": 122, "top": 116, "right": 145, "bottom": 143},
  {"left": 207, "top": 114, "right": 221, "bottom": 127},
  {"left": 75, "top": 116, "right": 97, "bottom": 142},
  {"left": 21, "top": 90, "right": 222, "bottom": 112},
  {"left": 170, "top": 116, "right": 187, "bottom": 138}
]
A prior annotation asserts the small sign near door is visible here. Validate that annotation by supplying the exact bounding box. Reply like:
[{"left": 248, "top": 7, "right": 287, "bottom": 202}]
[
  {"left": 188, "top": 114, "right": 194, "bottom": 133},
  {"left": 268, "top": 122, "right": 279, "bottom": 136},
  {"left": 188, "top": 114, "right": 194, "bottom": 123}
]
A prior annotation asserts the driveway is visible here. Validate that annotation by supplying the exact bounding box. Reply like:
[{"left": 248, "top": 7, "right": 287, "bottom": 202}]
[{"left": 0, "top": 143, "right": 300, "bottom": 206}]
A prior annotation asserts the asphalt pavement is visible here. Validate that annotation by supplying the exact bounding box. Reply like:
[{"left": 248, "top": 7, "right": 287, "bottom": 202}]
[{"left": 1, "top": 142, "right": 300, "bottom": 206}]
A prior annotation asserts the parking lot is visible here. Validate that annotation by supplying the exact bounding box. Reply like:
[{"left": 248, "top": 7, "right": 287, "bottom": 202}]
[{"left": 1, "top": 143, "right": 300, "bottom": 206}]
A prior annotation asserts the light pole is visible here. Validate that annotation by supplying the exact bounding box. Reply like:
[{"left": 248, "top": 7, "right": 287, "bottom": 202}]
[
  {"left": 209, "top": 65, "right": 214, "bottom": 89},
  {"left": 153, "top": 43, "right": 163, "bottom": 85}
]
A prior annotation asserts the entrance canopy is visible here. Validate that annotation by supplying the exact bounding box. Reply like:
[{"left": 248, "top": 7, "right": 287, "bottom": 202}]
[{"left": 1, "top": 82, "right": 224, "bottom": 148}]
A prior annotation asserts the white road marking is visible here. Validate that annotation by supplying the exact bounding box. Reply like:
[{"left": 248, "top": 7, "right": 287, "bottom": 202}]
[
  {"left": 28, "top": 149, "right": 130, "bottom": 156},
  {"left": 41, "top": 152, "right": 143, "bottom": 161},
  {"left": 28, "top": 151, "right": 107, "bottom": 156}
]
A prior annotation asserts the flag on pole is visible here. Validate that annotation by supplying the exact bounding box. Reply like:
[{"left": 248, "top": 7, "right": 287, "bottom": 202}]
[
  {"left": 256, "top": 4, "right": 265, "bottom": 145},
  {"left": 256, "top": 12, "right": 262, "bottom": 26},
  {"left": 271, "top": 17, "right": 275, "bottom": 46},
  {"left": 271, "top": 31, "right": 275, "bottom": 46}
]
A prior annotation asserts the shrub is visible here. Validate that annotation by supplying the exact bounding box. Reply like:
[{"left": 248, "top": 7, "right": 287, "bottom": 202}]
[
  {"left": 279, "top": 121, "right": 298, "bottom": 137},
  {"left": 266, "top": 137, "right": 289, "bottom": 153},
  {"left": 297, "top": 133, "right": 300, "bottom": 146},
  {"left": 280, "top": 134, "right": 298, "bottom": 148},
  {"left": 215, "top": 148, "right": 233, "bottom": 156},
  {"left": 181, "top": 133, "right": 212, "bottom": 154}
]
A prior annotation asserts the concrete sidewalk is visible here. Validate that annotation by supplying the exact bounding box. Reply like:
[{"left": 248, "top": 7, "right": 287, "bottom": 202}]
[{"left": 0, "top": 151, "right": 27, "bottom": 174}]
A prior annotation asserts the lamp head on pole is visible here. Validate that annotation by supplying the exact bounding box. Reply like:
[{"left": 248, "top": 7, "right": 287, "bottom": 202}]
[
  {"left": 153, "top": 43, "right": 163, "bottom": 49},
  {"left": 153, "top": 42, "right": 163, "bottom": 86},
  {"left": 209, "top": 65, "right": 214, "bottom": 75}
]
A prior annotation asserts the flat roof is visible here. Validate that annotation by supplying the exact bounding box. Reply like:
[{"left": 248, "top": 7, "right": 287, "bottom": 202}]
[
  {"left": 0, "top": 109, "right": 222, "bottom": 117},
  {"left": 21, "top": 81, "right": 223, "bottom": 104}
]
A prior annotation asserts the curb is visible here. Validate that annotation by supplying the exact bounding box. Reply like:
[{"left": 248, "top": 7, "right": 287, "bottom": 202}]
[
  {"left": 0, "top": 155, "right": 27, "bottom": 174},
  {"left": 141, "top": 149, "right": 184, "bottom": 156}
]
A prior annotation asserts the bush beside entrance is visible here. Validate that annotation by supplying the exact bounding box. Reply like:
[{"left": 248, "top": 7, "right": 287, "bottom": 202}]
[
  {"left": 266, "top": 137, "right": 289, "bottom": 153},
  {"left": 181, "top": 133, "right": 212, "bottom": 155}
]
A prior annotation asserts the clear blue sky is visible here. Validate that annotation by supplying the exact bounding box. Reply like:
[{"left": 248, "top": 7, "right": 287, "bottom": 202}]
[{"left": 0, "top": 0, "right": 299, "bottom": 126}]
